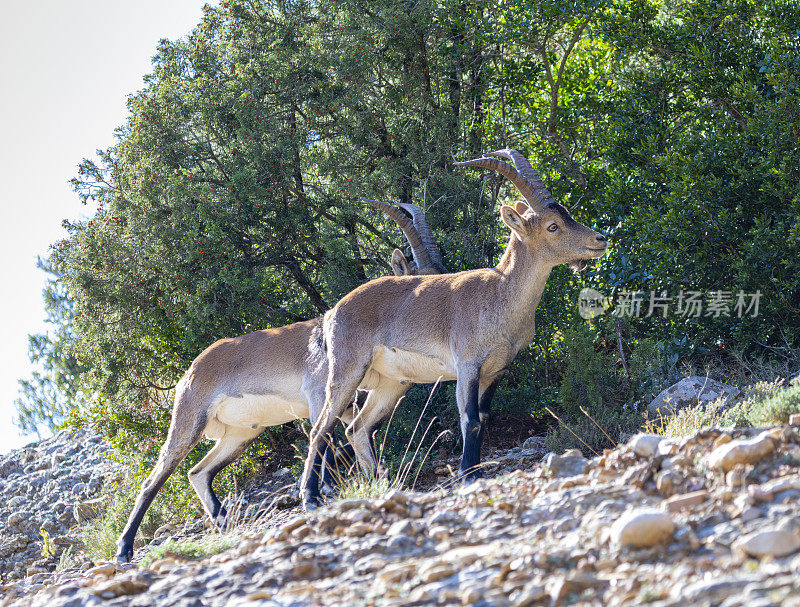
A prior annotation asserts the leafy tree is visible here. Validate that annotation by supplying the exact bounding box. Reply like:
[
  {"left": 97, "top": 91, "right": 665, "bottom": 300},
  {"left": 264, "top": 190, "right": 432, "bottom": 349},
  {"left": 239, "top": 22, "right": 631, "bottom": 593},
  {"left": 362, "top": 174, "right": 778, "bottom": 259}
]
[
  {"left": 593, "top": 0, "right": 800, "bottom": 354},
  {"left": 21, "top": 0, "right": 800, "bottom": 468},
  {"left": 50, "top": 0, "right": 509, "bottom": 462}
]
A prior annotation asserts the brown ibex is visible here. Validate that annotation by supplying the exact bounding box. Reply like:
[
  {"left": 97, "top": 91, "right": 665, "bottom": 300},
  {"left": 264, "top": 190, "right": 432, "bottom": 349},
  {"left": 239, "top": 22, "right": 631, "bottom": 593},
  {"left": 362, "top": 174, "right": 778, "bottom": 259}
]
[
  {"left": 300, "top": 149, "right": 607, "bottom": 508},
  {"left": 115, "top": 200, "right": 444, "bottom": 562}
]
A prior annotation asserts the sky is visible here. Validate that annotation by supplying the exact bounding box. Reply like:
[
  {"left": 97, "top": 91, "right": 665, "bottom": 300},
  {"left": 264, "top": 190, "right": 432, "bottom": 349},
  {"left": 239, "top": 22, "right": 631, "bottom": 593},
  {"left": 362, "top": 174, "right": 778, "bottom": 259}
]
[{"left": 0, "top": 0, "right": 212, "bottom": 453}]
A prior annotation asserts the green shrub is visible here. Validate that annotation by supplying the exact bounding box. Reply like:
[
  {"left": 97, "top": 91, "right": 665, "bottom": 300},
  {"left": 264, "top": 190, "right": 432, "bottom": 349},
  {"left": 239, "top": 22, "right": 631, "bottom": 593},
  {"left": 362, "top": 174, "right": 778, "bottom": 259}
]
[
  {"left": 138, "top": 536, "right": 239, "bottom": 569},
  {"left": 723, "top": 379, "right": 800, "bottom": 428},
  {"left": 652, "top": 376, "right": 800, "bottom": 438}
]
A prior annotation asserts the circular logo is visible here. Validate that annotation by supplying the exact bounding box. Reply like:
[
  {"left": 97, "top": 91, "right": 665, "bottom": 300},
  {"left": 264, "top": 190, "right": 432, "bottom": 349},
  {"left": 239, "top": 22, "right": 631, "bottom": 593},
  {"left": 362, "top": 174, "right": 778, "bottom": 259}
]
[{"left": 578, "top": 288, "right": 609, "bottom": 319}]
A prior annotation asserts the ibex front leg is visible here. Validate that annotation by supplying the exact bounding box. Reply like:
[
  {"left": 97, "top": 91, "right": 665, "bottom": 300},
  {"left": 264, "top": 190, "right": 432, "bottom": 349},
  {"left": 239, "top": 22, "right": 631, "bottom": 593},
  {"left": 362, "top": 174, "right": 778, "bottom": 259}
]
[{"left": 456, "top": 363, "right": 484, "bottom": 481}]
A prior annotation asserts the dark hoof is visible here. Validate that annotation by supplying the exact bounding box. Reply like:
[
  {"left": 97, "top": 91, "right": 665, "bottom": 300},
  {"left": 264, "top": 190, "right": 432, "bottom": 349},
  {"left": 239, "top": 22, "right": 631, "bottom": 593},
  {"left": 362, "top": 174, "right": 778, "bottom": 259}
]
[
  {"left": 303, "top": 494, "right": 322, "bottom": 512},
  {"left": 457, "top": 467, "right": 486, "bottom": 483},
  {"left": 115, "top": 549, "right": 133, "bottom": 563}
]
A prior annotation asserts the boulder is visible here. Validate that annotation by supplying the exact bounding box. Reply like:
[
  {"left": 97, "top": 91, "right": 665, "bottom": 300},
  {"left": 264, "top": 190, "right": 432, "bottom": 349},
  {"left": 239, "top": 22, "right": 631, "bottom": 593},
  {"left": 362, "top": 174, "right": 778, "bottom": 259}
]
[{"left": 648, "top": 377, "right": 741, "bottom": 414}]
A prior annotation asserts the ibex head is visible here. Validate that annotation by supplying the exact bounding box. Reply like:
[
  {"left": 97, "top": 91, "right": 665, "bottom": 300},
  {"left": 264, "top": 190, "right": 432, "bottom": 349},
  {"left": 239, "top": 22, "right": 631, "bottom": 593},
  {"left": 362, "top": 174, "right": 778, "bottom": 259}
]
[
  {"left": 455, "top": 149, "right": 606, "bottom": 271},
  {"left": 362, "top": 198, "right": 447, "bottom": 276}
]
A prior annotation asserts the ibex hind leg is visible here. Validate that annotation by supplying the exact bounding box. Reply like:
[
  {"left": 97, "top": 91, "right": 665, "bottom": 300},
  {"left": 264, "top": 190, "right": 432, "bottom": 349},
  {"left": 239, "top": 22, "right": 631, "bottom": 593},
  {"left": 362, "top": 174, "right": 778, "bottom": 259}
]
[
  {"left": 346, "top": 380, "right": 409, "bottom": 477},
  {"left": 115, "top": 410, "right": 206, "bottom": 562},
  {"left": 302, "top": 362, "right": 370, "bottom": 510},
  {"left": 188, "top": 426, "right": 262, "bottom": 529}
]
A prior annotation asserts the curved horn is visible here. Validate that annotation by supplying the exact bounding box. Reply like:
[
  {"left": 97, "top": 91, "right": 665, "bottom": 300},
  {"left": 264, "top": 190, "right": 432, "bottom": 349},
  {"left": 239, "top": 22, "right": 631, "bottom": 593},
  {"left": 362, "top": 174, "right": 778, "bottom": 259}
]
[
  {"left": 396, "top": 202, "right": 446, "bottom": 272},
  {"left": 454, "top": 148, "right": 555, "bottom": 211},
  {"left": 361, "top": 198, "right": 434, "bottom": 271}
]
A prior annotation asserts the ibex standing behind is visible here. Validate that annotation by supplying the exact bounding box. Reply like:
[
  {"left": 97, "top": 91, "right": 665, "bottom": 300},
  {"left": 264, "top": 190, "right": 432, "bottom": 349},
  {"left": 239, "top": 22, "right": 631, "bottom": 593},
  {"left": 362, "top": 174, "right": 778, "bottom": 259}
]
[
  {"left": 301, "top": 149, "right": 607, "bottom": 508},
  {"left": 115, "top": 200, "right": 444, "bottom": 562}
]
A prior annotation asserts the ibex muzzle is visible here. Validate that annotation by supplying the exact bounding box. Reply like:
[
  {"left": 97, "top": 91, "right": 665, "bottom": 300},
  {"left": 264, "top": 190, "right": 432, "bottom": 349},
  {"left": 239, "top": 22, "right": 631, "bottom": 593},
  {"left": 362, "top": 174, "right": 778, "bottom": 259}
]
[{"left": 300, "top": 149, "right": 606, "bottom": 509}]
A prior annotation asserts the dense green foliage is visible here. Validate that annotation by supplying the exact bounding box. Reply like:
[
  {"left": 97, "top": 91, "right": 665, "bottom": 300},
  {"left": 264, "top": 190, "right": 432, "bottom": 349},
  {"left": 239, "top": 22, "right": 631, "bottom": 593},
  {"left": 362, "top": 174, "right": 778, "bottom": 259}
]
[{"left": 18, "top": 0, "right": 800, "bottom": 472}]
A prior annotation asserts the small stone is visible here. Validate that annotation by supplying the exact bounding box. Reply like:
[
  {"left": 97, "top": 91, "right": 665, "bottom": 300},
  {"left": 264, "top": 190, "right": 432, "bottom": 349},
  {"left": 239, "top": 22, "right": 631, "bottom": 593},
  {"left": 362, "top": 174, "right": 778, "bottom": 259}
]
[
  {"left": 739, "top": 506, "right": 762, "bottom": 523},
  {"left": 761, "top": 474, "right": 800, "bottom": 496},
  {"left": 85, "top": 562, "right": 123, "bottom": 577},
  {"left": 706, "top": 432, "right": 776, "bottom": 472},
  {"left": 664, "top": 489, "right": 708, "bottom": 513},
  {"left": 747, "top": 485, "right": 773, "bottom": 504},
  {"left": 789, "top": 413, "right": 800, "bottom": 425},
  {"left": 656, "top": 471, "right": 681, "bottom": 497},
  {"left": 734, "top": 528, "right": 800, "bottom": 558},
  {"left": 418, "top": 562, "right": 455, "bottom": 583},
  {"left": 714, "top": 433, "right": 733, "bottom": 447},
  {"left": 726, "top": 465, "right": 750, "bottom": 488},
  {"left": 628, "top": 434, "right": 663, "bottom": 458},
  {"left": 387, "top": 520, "right": 416, "bottom": 537},
  {"left": 610, "top": 508, "right": 674, "bottom": 548},
  {"left": 91, "top": 577, "right": 149, "bottom": 597},
  {"left": 545, "top": 452, "right": 588, "bottom": 478}
]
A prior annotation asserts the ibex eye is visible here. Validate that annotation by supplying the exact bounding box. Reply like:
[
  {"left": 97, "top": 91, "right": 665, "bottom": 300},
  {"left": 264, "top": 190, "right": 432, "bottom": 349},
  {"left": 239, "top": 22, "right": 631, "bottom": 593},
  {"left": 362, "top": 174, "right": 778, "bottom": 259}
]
[{"left": 547, "top": 223, "right": 558, "bottom": 232}]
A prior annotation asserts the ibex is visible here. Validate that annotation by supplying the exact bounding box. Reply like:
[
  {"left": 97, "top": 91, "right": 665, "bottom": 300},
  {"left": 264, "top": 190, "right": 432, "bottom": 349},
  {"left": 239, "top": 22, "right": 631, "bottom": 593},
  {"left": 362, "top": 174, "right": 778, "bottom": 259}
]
[
  {"left": 301, "top": 149, "right": 607, "bottom": 508},
  {"left": 115, "top": 200, "right": 445, "bottom": 562}
]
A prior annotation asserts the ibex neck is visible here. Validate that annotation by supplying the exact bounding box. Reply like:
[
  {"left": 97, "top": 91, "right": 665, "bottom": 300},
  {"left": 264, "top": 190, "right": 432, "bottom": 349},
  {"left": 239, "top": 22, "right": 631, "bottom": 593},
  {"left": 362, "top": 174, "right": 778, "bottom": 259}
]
[{"left": 494, "top": 234, "right": 553, "bottom": 338}]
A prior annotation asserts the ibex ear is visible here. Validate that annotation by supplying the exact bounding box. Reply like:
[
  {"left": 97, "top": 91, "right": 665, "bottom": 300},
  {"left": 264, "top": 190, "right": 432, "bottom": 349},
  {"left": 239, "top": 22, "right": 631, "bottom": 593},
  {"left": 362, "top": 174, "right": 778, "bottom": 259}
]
[
  {"left": 514, "top": 201, "right": 530, "bottom": 216},
  {"left": 391, "top": 249, "right": 413, "bottom": 276},
  {"left": 500, "top": 205, "right": 529, "bottom": 237}
]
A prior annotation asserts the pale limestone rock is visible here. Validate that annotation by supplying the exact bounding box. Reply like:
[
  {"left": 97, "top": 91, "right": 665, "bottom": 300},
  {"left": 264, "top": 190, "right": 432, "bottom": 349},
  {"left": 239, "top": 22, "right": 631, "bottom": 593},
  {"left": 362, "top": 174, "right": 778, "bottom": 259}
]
[
  {"left": 628, "top": 433, "right": 663, "bottom": 458},
  {"left": 734, "top": 528, "right": 800, "bottom": 558},
  {"left": 706, "top": 432, "right": 776, "bottom": 472},
  {"left": 545, "top": 452, "right": 588, "bottom": 478},
  {"left": 663, "top": 489, "right": 708, "bottom": 513},
  {"left": 761, "top": 474, "right": 800, "bottom": 496},
  {"left": 656, "top": 470, "right": 681, "bottom": 497},
  {"left": 610, "top": 508, "right": 674, "bottom": 548},
  {"left": 649, "top": 377, "right": 741, "bottom": 414}
]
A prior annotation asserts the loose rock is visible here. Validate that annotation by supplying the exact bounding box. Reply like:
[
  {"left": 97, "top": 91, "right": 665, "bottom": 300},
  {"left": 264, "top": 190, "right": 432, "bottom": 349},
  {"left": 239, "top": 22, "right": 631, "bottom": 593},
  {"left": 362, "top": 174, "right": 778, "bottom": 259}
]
[
  {"left": 706, "top": 432, "right": 777, "bottom": 472},
  {"left": 610, "top": 508, "right": 674, "bottom": 548}
]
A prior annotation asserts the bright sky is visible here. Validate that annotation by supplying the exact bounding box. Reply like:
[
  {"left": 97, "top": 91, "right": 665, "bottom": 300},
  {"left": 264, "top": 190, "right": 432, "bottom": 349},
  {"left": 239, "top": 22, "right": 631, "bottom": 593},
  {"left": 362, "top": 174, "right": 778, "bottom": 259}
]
[{"left": 0, "top": 1, "right": 212, "bottom": 453}]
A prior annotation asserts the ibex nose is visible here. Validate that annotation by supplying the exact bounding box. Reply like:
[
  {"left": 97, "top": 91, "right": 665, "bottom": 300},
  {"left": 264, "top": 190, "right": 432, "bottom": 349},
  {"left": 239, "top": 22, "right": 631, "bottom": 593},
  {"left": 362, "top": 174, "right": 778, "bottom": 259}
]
[{"left": 595, "top": 234, "right": 606, "bottom": 243}]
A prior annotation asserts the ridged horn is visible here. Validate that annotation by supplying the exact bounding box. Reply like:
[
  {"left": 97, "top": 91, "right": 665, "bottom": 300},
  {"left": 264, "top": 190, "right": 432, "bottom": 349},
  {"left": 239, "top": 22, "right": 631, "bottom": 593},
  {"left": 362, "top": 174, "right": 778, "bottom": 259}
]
[
  {"left": 454, "top": 148, "right": 555, "bottom": 211},
  {"left": 361, "top": 198, "right": 434, "bottom": 271},
  {"left": 396, "top": 202, "right": 446, "bottom": 272}
]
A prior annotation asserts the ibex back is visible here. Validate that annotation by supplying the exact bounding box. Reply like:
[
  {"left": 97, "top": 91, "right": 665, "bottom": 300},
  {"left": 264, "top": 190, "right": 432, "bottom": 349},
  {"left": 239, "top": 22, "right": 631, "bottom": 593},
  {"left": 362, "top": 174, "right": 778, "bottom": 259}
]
[
  {"left": 301, "top": 149, "right": 607, "bottom": 508},
  {"left": 115, "top": 199, "right": 444, "bottom": 562}
]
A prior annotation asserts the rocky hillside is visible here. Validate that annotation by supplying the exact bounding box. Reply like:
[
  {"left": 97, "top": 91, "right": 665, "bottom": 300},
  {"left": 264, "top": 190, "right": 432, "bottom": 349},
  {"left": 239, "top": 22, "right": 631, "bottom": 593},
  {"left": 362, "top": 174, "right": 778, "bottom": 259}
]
[
  {"left": 0, "top": 430, "right": 118, "bottom": 584},
  {"left": 2, "top": 424, "right": 800, "bottom": 606}
]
